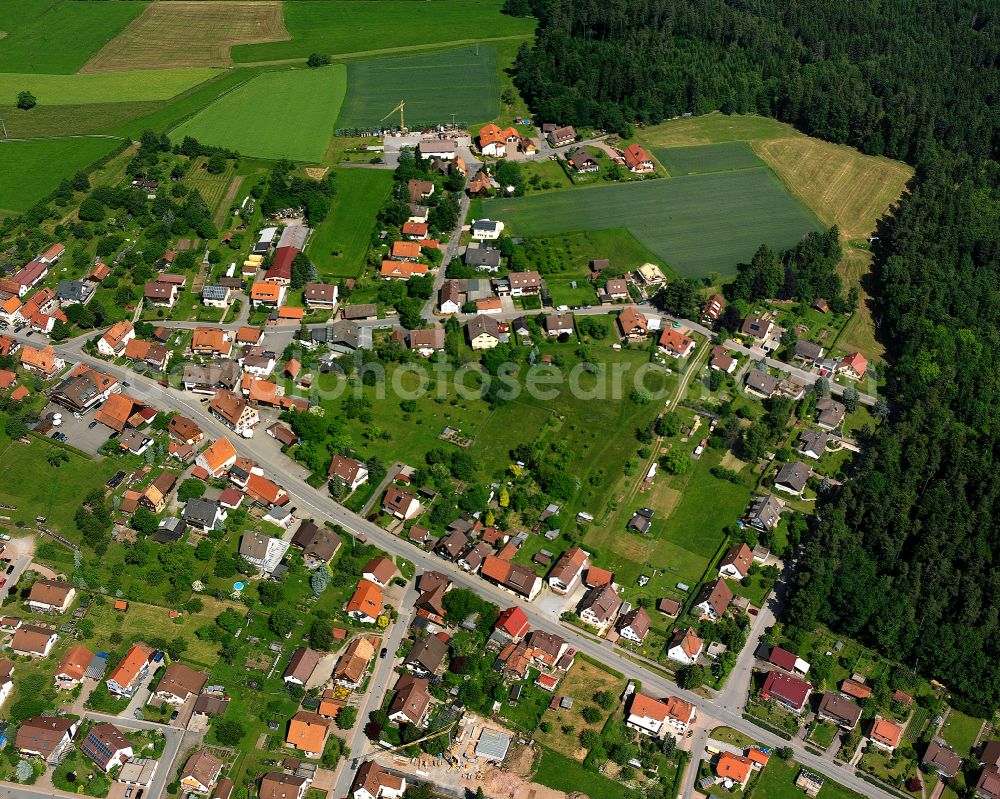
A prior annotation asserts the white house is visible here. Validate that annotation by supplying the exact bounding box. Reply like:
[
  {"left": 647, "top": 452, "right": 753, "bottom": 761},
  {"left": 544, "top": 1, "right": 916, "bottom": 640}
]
[
  {"left": 471, "top": 219, "right": 504, "bottom": 240},
  {"left": 328, "top": 455, "right": 369, "bottom": 492},
  {"left": 97, "top": 321, "right": 135, "bottom": 358},
  {"left": 352, "top": 762, "right": 406, "bottom": 799},
  {"left": 667, "top": 627, "right": 704, "bottom": 666},
  {"left": 626, "top": 693, "right": 670, "bottom": 738}
]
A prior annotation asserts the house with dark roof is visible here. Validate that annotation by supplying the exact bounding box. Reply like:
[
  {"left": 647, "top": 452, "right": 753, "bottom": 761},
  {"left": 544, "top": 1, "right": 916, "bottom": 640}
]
[
  {"left": 745, "top": 369, "right": 780, "bottom": 398},
  {"left": 923, "top": 739, "right": 962, "bottom": 778},
  {"left": 695, "top": 579, "right": 733, "bottom": 620},
  {"left": 404, "top": 635, "right": 449, "bottom": 676},
  {"left": 617, "top": 607, "right": 651, "bottom": 643},
  {"left": 578, "top": 583, "right": 622, "bottom": 628},
  {"left": 81, "top": 722, "right": 133, "bottom": 772},
  {"left": 774, "top": 461, "right": 811, "bottom": 495},
  {"left": 747, "top": 494, "right": 784, "bottom": 531},
  {"left": 817, "top": 691, "right": 863, "bottom": 730}
]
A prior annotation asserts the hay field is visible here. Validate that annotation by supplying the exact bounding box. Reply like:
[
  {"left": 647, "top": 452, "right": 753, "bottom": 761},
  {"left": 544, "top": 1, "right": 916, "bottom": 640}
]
[
  {"left": 230, "top": 0, "right": 535, "bottom": 63},
  {"left": 754, "top": 136, "right": 913, "bottom": 240},
  {"left": 835, "top": 246, "right": 886, "bottom": 363},
  {"left": 83, "top": 1, "right": 289, "bottom": 71},
  {"left": 169, "top": 66, "right": 346, "bottom": 162},
  {"left": 656, "top": 141, "right": 764, "bottom": 175},
  {"left": 640, "top": 112, "right": 913, "bottom": 240},
  {"left": 0, "top": 0, "right": 146, "bottom": 73},
  {"left": 0, "top": 68, "right": 219, "bottom": 105},
  {"left": 479, "top": 168, "right": 822, "bottom": 279},
  {"left": 336, "top": 46, "right": 499, "bottom": 130}
]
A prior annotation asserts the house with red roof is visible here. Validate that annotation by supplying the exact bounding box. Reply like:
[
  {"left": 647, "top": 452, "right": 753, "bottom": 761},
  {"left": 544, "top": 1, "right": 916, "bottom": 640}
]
[
  {"left": 760, "top": 670, "right": 812, "bottom": 713},
  {"left": 839, "top": 351, "right": 869, "bottom": 379},
  {"left": 623, "top": 143, "right": 655, "bottom": 173},
  {"left": 659, "top": 328, "right": 696, "bottom": 358},
  {"left": 495, "top": 607, "right": 530, "bottom": 641}
]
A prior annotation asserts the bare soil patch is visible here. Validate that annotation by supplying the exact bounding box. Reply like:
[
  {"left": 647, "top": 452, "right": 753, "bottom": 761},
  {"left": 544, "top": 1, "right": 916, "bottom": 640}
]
[
  {"left": 304, "top": 167, "right": 330, "bottom": 180},
  {"left": 82, "top": 1, "right": 289, "bottom": 72}
]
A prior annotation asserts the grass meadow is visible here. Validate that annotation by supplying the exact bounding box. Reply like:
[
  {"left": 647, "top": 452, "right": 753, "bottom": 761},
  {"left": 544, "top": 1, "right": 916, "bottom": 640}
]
[
  {"left": 0, "top": 0, "right": 146, "bottom": 73},
  {"left": 337, "top": 46, "right": 500, "bottom": 130},
  {"left": 0, "top": 137, "right": 120, "bottom": 213},
  {"left": 0, "top": 68, "right": 219, "bottom": 105},
  {"left": 170, "top": 66, "right": 347, "bottom": 162},
  {"left": 754, "top": 757, "right": 865, "bottom": 799},
  {"left": 480, "top": 168, "right": 822, "bottom": 279},
  {"left": 0, "top": 101, "right": 163, "bottom": 139},
  {"left": 307, "top": 167, "right": 394, "bottom": 279},
  {"left": 230, "top": 0, "right": 535, "bottom": 63}
]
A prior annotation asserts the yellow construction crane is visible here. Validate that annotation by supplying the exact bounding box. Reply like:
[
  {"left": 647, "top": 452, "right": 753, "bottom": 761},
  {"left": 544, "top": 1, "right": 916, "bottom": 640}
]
[
  {"left": 381, "top": 100, "right": 407, "bottom": 133},
  {"left": 352, "top": 721, "right": 457, "bottom": 769}
]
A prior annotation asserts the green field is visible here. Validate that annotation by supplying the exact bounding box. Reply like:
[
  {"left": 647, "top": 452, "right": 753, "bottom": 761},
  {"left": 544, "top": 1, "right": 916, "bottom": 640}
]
[
  {"left": 940, "top": 709, "right": 983, "bottom": 757},
  {"left": 230, "top": 0, "right": 535, "bottom": 63},
  {"left": 0, "top": 137, "right": 120, "bottom": 213},
  {"left": 337, "top": 46, "right": 499, "bottom": 130},
  {"left": 534, "top": 748, "right": 629, "bottom": 799},
  {"left": 0, "top": 101, "right": 162, "bottom": 138},
  {"left": 480, "top": 168, "right": 822, "bottom": 279},
  {"left": 0, "top": 68, "right": 218, "bottom": 105},
  {"left": 754, "top": 758, "right": 864, "bottom": 799},
  {"left": 170, "top": 66, "right": 346, "bottom": 162},
  {"left": 656, "top": 141, "right": 765, "bottom": 175},
  {"left": 0, "top": 0, "right": 147, "bottom": 73},
  {"left": 307, "top": 167, "right": 394, "bottom": 278}
]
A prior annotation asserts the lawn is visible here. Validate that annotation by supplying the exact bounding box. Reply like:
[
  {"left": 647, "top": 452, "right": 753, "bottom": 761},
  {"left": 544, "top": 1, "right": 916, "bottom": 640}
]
[
  {"left": 479, "top": 167, "right": 822, "bottom": 280},
  {"left": 0, "top": 69, "right": 219, "bottom": 105},
  {"left": 170, "top": 66, "right": 346, "bottom": 162},
  {"left": 656, "top": 141, "right": 764, "bottom": 175},
  {"left": 0, "top": 137, "right": 120, "bottom": 213},
  {"left": 534, "top": 748, "right": 629, "bottom": 799},
  {"left": 808, "top": 721, "right": 840, "bottom": 749},
  {"left": 754, "top": 757, "right": 864, "bottom": 799},
  {"left": 307, "top": 168, "right": 394, "bottom": 278},
  {"left": 336, "top": 46, "right": 500, "bottom": 130},
  {"left": 82, "top": 0, "right": 289, "bottom": 71},
  {"left": 639, "top": 112, "right": 913, "bottom": 241},
  {"left": 0, "top": 0, "right": 147, "bottom": 73},
  {"left": 231, "top": 0, "right": 535, "bottom": 63},
  {"left": 0, "top": 428, "right": 121, "bottom": 536},
  {"left": 940, "top": 709, "right": 983, "bottom": 757},
  {"left": 533, "top": 659, "right": 626, "bottom": 760}
]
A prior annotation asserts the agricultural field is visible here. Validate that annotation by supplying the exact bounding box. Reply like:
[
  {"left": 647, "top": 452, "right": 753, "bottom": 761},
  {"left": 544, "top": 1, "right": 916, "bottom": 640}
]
[
  {"left": 656, "top": 141, "right": 764, "bottom": 175},
  {"left": 337, "top": 46, "right": 499, "bottom": 130},
  {"left": 0, "top": 101, "right": 162, "bottom": 138},
  {"left": 835, "top": 246, "right": 886, "bottom": 363},
  {"left": 82, "top": 1, "right": 289, "bottom": 72},
  {"left": 0, "top": 68, "right": 219, "bottom": 105},
  {"left": 640, "top": 112, "right": 913, "bottom": 241},
  {"left": 230, "top": 0, "right": 536, "bottom": 63},
  {"left": 307, "top": 167, "right": 394, "bottom": 279},
  {"left": 0, "top": 0, "right": 147, "bottom": 74},
  {"left": 184, "top": 156, "right": 239, "bottom": 217},
  {"left": 170, "top": 66, "right": 346, "bottom": 162},
  {"left": 0, "top": 137, "right": 120, "bottom": 214},
  {"left": 480, "top": 167, "right": 822, "bottom": 279}
]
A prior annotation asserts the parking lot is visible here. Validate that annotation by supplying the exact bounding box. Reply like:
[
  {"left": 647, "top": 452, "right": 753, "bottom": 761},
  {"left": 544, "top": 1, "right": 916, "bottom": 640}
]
[{"left": 38, "top": 401, "right": 115, "bottom": 456}]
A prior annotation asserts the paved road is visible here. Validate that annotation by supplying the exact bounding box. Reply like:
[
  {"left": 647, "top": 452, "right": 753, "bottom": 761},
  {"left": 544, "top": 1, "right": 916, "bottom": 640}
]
[{"left": 331, "top": 582, "right": 418, "bottom": 799}]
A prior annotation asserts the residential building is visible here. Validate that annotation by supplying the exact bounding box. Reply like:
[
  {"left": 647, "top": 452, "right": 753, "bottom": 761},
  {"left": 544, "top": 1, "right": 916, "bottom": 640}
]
[
  {"left": 464, "top": 247, "right": 501, "bottom": 272},
  {"left": 760, "top": 670, "right": 812, "bottom": 713},
  {"left": 144, "top": 281, "right": 179, "bottom": 307},
  {"left": 351, "top": 762, "right": 405, "bottom": 799},
  {"left": 106, "top": 643, "right": 156, "bottom": 698},
  {"left": 921, "top": 740, "right": 962, "bottom": 779},
  {"left": 695, "top": 579, "right": 733, "bottom": 619},
  {"left": 544, "top": 314, "right": 574, "bottom": 337},
  {"left": 284, "top": 648, "right": 321, "bottom": 687},
  {"left": 839, "top": 351, "right": 869, "bottom": 379},
  {"left": 11, "top": 624, "right": 58, "bottom": 657},
  {"left": 716, "top": 753, "right": 754, "bottom": 789},
  {"left": 617, "top": 307, "right": 649, "bottom": 339},
  {"left": 626, "top": 693, "right": 670, "bottom": 737},
  {"left": 467, "top": 314, "right": 501, "bottom": 350},
  {"left": 747, "top": 494, "right": 784, "bottom": 531},
  {"left": 16, "top": 716, "right": 79, "bottom": 762},
  {"left": 794, "top": 339, "right": 824, "bottom": 362},
  {"left": 346, "top": 580, "right": 384, "bottom": 624},
  {"left": 799, "top": 429, "right": 831, "bottom": 460},
  {"left": 286, "top": 711, "right": 330, "bottom": 758},
  {"left": 480, "top": 556, "right": 543, "bottom": 600},
  {"left": 362, "top": 556, "right": 398, "bottom": 587},
  {"left": 578, "top": 583, "right": 622, "bottom": 628},
  {"left": 98, "top": 321, "right": 135, "bottom": 357},
  {"left": 260, "top": 773, "right": 308, "bottom": 799},
  {"left": 471, "top": 219, "right": 504, "bottom": 240},
  {"left": 196, "top": 437, "right": 238, "bottom": 477},
  {"left": 333, "top": 637, "right": 375, "bottom": 689},
  {"left": 702, "top": 294, "right": 725, "bottom": 323},
  {"left": 382, "top": 486, "right": 422, "bottom": 520},
  {"left": 566, "top": 147, "right": 598, "bottom": 173},
  {"left": 659, "top": 328, "right": 696, "bottom": 358},
  {"left": 667, "top": 627, "right": 704, "bottom": 665},
  {"left": 303, "top": 282, "right": 338, "bottom": 309},
  {"left": 718, "top": 543, "right": 753, "bottom": 579},
  {"left": 547, "top": 547, "right": 589, "bottom": 594},
  {"left": 180, "top": 749, "right": 224, "bottom": 794},
  {"left": 80, "top": 723, "right": 133, "bottom": 773},
  {"left": 548, "top": 125, "right": 576, "bottom": 146},
  {"left": 710, "top": 344, "right": 737, "bottom": 373},
  {"left": 774, "top": 461, "right": 811, "bottom": 495},
  {"left": 439, "top": 280, "right": 463, "bottom": 314},
  {"left": 404, "top": 635, "right": 448, "bottom": 676},
  {"left": 618, "top": 607, "right": 652, "bottom": 643},
  {"left": 19, "top": 344, "right": 64, "bottom": 379},
  {"left": 209, "top": 389, "right": 259, "bottom": 434},
  {"left": 154, "top": 662, "right": 207, "bottom": 704},
  {"left": 183, "top": 361, "right": 241, "bottom": 393},
  {"left": 388, "top": 674, "right": 432, "bottom": 727},
  {"left": 741, "top": 315, "right": 773, "bottom": 341},
  {"left": 623, "top": 143, "right": 655, "bottom": 172},
  {"left": 816, "top": 398, "right": 847, "bottom": 430},
  {"left": 250, "top": 282, "right": 286, "bottom": 308},
  {"left": 868, "top": 717, "right": 904, "bottom": 752},
  {"left": 182, "top": 499, "right": 227, "bottom": 533},
  {"left": 27, "top": 579, "right": 75, "bottom": 613},
  {"left": 202, "top": 285, "right": 232, "bottom": 308},
  {"left": 817, "top": 691, "right": 863, "bottom": 730},
  {"left": 328, "top": 455, "right": 368, "bottom": 491},
  {"left": 290, "top": 521, "right": 341, "bottom": 568},
  {"left": 408, "top": 327, "right": 445, "bottom": 357},
  {"left": 495, "top": 606, "right": 530, "bottom": 641},
  {"left": 507, "top": 271, "right": 542, "bottom": 296},
  {"left": 55, "top": 644, "right": 94, "bottom": 690}
]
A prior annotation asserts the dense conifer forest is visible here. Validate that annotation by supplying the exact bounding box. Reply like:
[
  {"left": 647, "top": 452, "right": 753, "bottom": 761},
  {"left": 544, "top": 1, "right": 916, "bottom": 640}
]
[{"left": 510, "top": 0, "right": 1000, "bottom": 707}]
